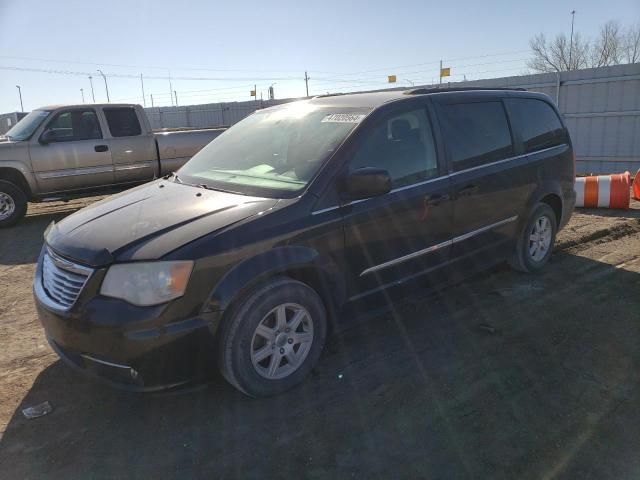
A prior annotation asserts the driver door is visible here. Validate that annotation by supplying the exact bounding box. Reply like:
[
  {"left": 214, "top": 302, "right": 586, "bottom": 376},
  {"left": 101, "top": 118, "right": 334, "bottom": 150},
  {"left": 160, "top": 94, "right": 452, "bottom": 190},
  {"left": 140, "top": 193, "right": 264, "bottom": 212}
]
[
  {"left": 30, "top": 108, "right": 114, "bottom": 193},
  {"left": 342, "top": 103, "right": 453, "bottom": 300}
]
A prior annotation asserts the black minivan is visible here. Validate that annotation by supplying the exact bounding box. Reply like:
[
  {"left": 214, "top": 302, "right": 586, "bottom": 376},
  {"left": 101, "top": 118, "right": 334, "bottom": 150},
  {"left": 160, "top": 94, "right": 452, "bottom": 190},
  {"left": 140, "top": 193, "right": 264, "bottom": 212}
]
[{"left": 34, "top": 88, "right": 576, "bottom": 396}]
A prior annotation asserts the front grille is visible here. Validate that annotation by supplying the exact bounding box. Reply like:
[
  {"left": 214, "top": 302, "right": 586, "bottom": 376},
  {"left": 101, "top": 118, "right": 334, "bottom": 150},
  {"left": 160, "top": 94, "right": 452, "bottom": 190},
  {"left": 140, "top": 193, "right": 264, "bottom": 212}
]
[{"left": 42, "top": 248, "right": 92, "bottom": 310}]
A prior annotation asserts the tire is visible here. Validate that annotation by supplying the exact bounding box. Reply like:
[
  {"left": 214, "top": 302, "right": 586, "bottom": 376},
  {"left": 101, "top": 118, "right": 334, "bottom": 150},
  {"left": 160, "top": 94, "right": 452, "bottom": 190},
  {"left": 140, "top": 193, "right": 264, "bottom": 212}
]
[
  {"left": 0, "top": 180, "right": 27, "bottom": 228},
  {"left": 218, "top": 277, "right": 327, "bottom": 397},
  {"left": 509, "top": 203, "right": 557, "bottom": 273}
]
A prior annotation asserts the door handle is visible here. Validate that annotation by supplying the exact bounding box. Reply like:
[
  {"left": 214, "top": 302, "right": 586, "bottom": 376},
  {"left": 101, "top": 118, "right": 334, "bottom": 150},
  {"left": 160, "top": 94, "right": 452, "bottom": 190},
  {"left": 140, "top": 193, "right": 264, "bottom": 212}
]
[
  {"left": 425, "top": 193, "right": 450, "bottom": 206},
  {"left": 94, "top": 145, "right": 109, "bottom": 152},
  {"left": 457, "top": 184, "right": 479, "bottom": 197}
]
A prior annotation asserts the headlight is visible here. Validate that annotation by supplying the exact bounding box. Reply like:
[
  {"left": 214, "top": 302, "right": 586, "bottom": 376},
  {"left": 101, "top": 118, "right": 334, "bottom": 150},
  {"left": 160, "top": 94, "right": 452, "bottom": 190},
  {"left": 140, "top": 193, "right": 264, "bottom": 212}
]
[{"left": 100, "top": 261, "right": 194, "bottom": 306}]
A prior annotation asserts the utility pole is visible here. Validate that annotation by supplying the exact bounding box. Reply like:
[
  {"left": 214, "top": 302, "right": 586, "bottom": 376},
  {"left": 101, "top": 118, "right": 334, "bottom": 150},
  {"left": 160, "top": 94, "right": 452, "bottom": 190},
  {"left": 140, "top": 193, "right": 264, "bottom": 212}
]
[
  {"left": 151, "top": 94, "right": 154, "bottom": 107},
  {"left": 569, "top": 10, "right": 576, "bottom": 70},
  {"left": 140, "top": 74, "right": 146, "bottom": 107},
  {"left": 304, "top": 71, "right": 310, "bottom": 97},
  {"left": 168, "top": 71, "right": 174, "bottom": 106},
  {"left": 16, "top": 85, "right": 23, "bottom": 112},
  {"left": 174, "top": 90, "right": 178, "bottom": 107},
  {"left": 439, "top": 60, "right": 443, "bottom": 86},
  {"left": 97, "top": 69, "right": 110, "bottom": 103},
  {"left": 80, "top": 88, "right": 85, "bottom": 103},
  {"left": 88, "top": 76, "right": 95, "bottom": 102}
]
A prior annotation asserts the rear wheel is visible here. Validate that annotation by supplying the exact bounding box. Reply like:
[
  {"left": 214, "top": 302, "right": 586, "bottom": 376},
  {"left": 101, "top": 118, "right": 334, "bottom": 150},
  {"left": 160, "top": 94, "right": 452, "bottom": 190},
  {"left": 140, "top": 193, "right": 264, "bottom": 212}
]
[
  {"left": 509, "top": 203, "right": 557, "bottom": 273},
  {"left": 218, "top": 277, "right": 327, "bottom": 397},
  {"left": 0, "top": 180, "right": 27, "bottom": 228}
]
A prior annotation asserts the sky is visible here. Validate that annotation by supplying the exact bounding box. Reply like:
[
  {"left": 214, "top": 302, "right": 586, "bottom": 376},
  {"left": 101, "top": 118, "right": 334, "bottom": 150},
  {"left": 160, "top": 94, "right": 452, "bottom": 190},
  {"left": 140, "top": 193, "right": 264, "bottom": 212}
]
[{"left": 0, "top": 0, "right": 638, "bottom": 113}]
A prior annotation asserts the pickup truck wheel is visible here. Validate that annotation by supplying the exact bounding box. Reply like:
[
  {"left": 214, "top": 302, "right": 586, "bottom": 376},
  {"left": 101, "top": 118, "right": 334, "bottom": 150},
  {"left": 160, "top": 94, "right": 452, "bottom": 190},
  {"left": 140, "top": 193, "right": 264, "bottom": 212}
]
[
  {"left": 509, "top": 203, "right": 557, "bottom": 273},
  {"left": 0, "top": 180, "right": 27, "bottom": 228},
  {"left": 218, "top": 277, "right": 327, "bottom": 397}
]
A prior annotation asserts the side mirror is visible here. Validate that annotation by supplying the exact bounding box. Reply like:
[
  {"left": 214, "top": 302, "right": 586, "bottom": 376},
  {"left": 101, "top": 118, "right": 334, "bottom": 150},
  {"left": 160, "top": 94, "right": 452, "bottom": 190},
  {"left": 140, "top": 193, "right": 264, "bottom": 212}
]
[
  {"left": 39, "top": 129, "right": 56, "bottom": 145},
  {"left": 343, "top": 167, "right": 392, "bottom": 200}
]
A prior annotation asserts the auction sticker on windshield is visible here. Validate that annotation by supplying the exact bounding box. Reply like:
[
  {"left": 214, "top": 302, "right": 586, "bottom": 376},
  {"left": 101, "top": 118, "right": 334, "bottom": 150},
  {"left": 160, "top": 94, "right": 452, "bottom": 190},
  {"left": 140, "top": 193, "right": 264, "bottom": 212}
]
[{"left": 321, "top": 113, "right": 367, "bottom": 123}]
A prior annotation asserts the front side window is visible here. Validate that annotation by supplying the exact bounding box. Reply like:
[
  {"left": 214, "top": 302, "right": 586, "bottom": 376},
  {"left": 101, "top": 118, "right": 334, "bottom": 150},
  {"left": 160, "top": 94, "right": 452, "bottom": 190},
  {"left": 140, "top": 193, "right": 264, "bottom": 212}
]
[
  {"left": 350, "top": 108, "right": 438, "bottom": 188},
  {"left": 104, "top": 108, "right": 142, "bottom": 137},
  {"left": 45, "top": 110, "right": 102, "bottom": 142},
  {"left": 505, "top": 98, "right": 565, "bottom": 153},
  {"left": 179, "top": 102, "right": 370, "bottom": 196},
  {"left": 438, "top": 101, "right": 513, "bottom": 171}
]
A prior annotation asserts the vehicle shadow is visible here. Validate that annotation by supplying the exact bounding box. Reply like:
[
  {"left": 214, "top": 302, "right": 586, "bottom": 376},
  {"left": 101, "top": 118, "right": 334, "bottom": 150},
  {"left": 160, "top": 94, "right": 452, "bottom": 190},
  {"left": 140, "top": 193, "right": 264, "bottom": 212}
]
[
  {"left": 1, "top": 251, "right": 640, "bottom": 479},
  {"left": 0, "top": 202, "right": 90, "bottom": 266}
]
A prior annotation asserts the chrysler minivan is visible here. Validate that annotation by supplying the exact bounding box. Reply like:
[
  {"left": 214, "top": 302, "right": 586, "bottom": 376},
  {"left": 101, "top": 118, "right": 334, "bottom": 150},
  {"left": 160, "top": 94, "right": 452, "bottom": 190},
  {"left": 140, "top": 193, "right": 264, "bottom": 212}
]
[{"left": 34, "top": 88, "right": 576, "bottom": 396}]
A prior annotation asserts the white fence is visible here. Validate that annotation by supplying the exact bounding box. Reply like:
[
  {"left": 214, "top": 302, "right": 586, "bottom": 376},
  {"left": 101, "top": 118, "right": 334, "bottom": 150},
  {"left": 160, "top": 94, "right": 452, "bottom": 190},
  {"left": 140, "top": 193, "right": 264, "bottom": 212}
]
[{"left": 145, "top": 64, "right": 640, "bottom": 175}]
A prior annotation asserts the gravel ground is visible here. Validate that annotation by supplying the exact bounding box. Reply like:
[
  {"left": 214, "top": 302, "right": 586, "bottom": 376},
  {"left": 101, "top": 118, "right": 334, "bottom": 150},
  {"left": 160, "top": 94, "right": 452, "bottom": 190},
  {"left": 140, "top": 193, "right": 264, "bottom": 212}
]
[{"left": 0, "top": 195, "right": 639, "bottom": 479}]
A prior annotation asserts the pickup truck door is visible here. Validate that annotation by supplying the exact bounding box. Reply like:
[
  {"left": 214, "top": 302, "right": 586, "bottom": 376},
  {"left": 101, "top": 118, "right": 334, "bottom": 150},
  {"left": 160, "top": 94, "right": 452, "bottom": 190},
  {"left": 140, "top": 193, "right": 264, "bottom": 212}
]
[
  {"left": 30, "top": 108, "right": 114, "bottom": 193},
  {"left": 102, "top": 107, "right": 158, "bottom": 184}
]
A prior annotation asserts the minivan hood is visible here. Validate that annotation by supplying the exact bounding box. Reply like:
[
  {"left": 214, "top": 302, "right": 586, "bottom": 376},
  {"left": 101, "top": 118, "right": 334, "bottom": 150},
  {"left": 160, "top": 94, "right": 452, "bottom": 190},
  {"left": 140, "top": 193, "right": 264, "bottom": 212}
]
[{"left": 46, "top": 180, "right": 279, "bottom": 266}]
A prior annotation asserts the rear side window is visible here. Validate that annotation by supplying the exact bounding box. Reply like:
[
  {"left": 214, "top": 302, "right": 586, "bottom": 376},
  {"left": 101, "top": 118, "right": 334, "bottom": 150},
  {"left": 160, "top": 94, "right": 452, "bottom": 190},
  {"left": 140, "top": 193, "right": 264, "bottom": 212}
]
[
  {"left": 438, "top": 101, "right": 513, "bottom": 171},
  {"left": 104, "top": 108, "right": 142, "bottom": 137},
  {"left": 505, "top": 98, "right": 565, "bottom": 153}
]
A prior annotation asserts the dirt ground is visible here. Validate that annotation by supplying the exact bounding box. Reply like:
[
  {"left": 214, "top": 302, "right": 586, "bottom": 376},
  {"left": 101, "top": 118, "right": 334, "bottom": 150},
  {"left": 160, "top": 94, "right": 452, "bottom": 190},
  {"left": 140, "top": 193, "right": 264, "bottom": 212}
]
[{"left": 0, "top": 195, "right": 639, "bottom": 479}]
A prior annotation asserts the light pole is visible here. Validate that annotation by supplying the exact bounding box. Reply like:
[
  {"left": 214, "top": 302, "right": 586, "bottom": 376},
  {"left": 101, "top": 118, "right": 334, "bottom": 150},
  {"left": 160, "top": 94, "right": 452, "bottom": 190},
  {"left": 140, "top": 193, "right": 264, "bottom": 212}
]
[
  {"left": 569, "top": 10, "right": 576, "bottom": 69},
  {"left": 88, "top": 76, "right": 95, "bottom": 102},
  {"left": 140, "top": 73, "right": 146, "bottom": 107},
  {"left": 16, "top": 85, "right": 23, "bottom": 112},
  {"left": 269, "top": 83, "right": 277, "bottom": 100},
  {"left": 80, "top": 88, "right": 85, "bottom": 103},
  {"left": 97, "top": 69, "right": 110, "bottom": 103}
]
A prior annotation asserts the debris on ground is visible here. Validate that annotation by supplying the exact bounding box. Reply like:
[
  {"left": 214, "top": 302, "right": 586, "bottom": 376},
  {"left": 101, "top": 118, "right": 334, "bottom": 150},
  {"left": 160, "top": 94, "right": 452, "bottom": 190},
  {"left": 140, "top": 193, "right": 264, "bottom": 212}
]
[
  {"left": 21, "top": 401, "right": 53, "bottom": 419},
  {"left": 477, "top": 324, "right": 497, "bottom": 334}
]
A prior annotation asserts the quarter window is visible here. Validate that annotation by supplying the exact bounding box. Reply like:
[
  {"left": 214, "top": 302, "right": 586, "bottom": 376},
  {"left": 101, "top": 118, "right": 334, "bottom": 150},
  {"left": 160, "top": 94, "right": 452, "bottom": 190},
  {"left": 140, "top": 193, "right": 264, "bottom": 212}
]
[
  {"left": 104, "top": 108, "right": 142, "bottom": 137},
  {"left": 350, "top": 108, "right": 438, "bottom": 188},
  {"left": 44, "top": 110, "right": 102, "bottom": 142},
  {"left": 438, "top": 101, "right": 513, "bottom": 171},
  {"left": 505, "top": 98, "right": 565, "bottom": 153}
]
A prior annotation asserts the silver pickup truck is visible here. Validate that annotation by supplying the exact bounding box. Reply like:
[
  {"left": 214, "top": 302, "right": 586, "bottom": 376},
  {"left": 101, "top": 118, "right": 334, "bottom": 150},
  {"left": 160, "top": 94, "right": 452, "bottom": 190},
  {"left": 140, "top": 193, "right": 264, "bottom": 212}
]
[{"left": 0, "top": 103, "right": 226, "bottom": 227}]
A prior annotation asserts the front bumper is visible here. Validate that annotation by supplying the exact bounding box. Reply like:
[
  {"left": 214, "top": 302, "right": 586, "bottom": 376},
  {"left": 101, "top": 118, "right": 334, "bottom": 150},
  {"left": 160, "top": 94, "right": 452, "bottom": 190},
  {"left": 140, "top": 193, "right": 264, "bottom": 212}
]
[{"left": 33, "top": 250, "right": 222, "bottom": 391}]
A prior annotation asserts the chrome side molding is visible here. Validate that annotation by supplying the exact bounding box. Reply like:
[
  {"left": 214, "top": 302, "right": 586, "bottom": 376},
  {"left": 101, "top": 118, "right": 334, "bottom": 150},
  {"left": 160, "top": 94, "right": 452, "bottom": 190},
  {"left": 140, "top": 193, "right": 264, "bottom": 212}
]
[{"left": 359, "top": 216, "right": 518, "bottom": 276}]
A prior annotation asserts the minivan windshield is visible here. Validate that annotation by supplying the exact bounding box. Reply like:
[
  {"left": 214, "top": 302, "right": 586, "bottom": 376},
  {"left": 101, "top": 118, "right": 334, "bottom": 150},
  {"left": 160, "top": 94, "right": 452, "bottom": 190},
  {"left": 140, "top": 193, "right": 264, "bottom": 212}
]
[
  {"left": 5, "top": 110, "right": 51, "bottom": 141},
  {"left": 178, "top": 102, "right": 370, "bottom": 196}
]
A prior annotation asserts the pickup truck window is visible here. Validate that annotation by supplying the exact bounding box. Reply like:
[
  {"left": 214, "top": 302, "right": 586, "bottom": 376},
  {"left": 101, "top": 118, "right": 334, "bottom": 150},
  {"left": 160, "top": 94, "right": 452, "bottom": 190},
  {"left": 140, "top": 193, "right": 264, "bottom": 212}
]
[
  {"left": 179, "top": 102, "right": 371, "bottom": 197},
  {"left": 45, "top": 110, "right": 102, "bottom": 142},
  {"left": 5, "top": 110, "right": 51, "bottom": 141},
  {"left": 104, "top": 108, "right": 142, "bottom": 137},
  {"left": 438, "top": 101, "right": 514, "bottom": 172}
]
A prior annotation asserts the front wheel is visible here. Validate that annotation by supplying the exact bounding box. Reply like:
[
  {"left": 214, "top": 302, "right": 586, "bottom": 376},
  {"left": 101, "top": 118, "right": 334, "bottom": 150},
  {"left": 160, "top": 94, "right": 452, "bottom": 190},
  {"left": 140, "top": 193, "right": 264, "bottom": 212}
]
[
  {"left": 0, "top": 180, "right": 27, "bottom": 228},
  {"left": 509, "top": 203, "right": 557, "bottom": 273},
  {"left": 218, "top": 277, "right": 327, "bottom": 397}
]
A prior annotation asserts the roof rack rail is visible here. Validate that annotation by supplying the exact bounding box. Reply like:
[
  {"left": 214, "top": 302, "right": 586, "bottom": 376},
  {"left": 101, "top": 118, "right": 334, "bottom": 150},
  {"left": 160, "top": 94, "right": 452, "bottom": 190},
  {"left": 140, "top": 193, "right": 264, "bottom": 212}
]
[
  {"left": 404, "top": 87, "right": 526, "bottom": 95},
  {"left": 312, "top": 92, "right": 349, "bottom": 99}
]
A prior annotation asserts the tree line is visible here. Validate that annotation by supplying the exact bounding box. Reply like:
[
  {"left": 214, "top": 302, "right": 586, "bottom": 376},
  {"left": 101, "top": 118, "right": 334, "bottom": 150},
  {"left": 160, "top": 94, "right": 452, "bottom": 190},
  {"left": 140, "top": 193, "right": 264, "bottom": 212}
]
[{"left": 529, "top": 20, "right": 640, "bottom": 72}]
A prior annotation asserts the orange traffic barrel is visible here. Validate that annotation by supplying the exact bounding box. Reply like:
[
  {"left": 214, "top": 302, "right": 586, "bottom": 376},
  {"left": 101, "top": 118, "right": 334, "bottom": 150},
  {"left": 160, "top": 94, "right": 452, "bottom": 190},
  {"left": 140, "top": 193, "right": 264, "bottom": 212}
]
[
  {"left": 633, "top": 169, "right": 640, "bottom": 201},
  {"left": 575, "top": 172, "right": 630, "bottom": 209}
]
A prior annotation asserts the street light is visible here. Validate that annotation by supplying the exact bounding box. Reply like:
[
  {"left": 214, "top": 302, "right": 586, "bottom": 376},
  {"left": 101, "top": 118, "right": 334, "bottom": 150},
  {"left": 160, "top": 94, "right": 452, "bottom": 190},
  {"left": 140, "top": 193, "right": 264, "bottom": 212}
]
[
  {"left": 16, "top": 85, "right": 23, "bottom": 112},
  {"left": 97, "top": 69, "right": 110, "bottom": 103},
  {"left": 80, "top": 88, "right": 85, "bottom": 103},
  {"left": 88, "top": 76, "right": 95, "bottom": 102},
  {"left": 569, "top": 10, "right": 576, "bottom": 69}
]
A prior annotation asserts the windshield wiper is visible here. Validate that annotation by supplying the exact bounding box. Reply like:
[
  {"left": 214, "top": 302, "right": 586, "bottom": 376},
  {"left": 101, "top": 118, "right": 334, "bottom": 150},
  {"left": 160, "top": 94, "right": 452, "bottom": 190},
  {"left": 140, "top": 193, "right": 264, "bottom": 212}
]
[{"left": 196, "top": 183, "right": 247, "bottom": 196}]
